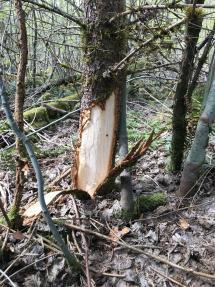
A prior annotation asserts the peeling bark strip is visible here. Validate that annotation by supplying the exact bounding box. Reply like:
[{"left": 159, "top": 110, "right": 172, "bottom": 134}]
[{"left": 71, "top": 0, "right": 127, "bottom": 197}]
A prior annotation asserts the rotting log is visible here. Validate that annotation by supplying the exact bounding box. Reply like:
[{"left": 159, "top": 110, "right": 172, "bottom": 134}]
[
  {"left": 23, "top": 94, "right": 78, "bottom": 127},
  {"left": 0, "top": 95, "right": 79, "bottom": 149}
]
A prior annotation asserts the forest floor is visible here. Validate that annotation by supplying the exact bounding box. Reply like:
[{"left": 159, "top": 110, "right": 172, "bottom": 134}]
[{"left": 0, "top": 100, "right": 215, "bottom": 287}]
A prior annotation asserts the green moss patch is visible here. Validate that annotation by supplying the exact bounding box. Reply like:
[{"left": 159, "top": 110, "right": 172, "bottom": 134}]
[
  {"left": 23, "top": 94, "right": 78, "bottom": 128},
  {"left": 135, "top": 192, "right": 167, "bottom": 213},
  {"left": 117, "top": 192, "right": 167, "bottom": 220}
]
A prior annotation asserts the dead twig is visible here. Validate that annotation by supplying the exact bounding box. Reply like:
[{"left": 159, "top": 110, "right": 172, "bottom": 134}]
[
  {"left": 151, "top": 267, "right": 187, "bottom": 287},
  {"left": 0, "top": 268, "right": 16, "bottom": 287},
  {"left": 48, "top": 167, "right": 71, "bottom": 189},
  {"left": 71, "top": 195, "right": 92, "bottom": 287},
  {"left": 0, "top": 197, "right": 11, "bottom": 227}
]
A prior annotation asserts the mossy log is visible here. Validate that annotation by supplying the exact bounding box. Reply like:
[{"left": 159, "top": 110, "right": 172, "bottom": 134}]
[
  {"left": 23, "top": 94, "right": 78, "bottom": 128},
  {"left": 0, "top": 94, "right": 79, "bottom": 148}
]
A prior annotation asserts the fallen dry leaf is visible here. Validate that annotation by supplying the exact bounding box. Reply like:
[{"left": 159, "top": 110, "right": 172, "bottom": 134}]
[
  {"left": 109, "top": 226, "right": 130, "bottom": 242},
  {"left": 179, "top": 218, "right": 190, "bottom": 230},
  {"left": 13, "top": 231, "right": 25, "bottom": 240}
]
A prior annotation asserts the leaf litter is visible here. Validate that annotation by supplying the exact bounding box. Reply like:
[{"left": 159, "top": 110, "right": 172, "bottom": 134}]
[{"left": 0, "top": 108, "right": 215, "bottom": 287}]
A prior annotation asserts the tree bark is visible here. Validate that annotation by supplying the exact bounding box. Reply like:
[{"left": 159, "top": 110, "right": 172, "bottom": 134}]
[
  {"left": 71, "top": 0, "right": 127, "bottom": 198},
  {"left": 186, "top": 21, "right": 215, "bottom": 112},
  {"left": 170, "top": 1, "right": 204, "bottom": 172},
  {"left": 32, "top": 9, "right": 37, "bottom": 88},
  {"left": 179, "top": 49, "right": 215, "bottom": 197},
  {"left": 13, "top": 0, "right": 28, "bottom": 217}
]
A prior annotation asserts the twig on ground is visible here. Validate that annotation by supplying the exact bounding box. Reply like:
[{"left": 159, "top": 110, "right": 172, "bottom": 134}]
[
  {"left": 48, "top": 167, "right": 71, "bottom": 189},
  {"left": 0, "top": 269, "right": 16, "bottom": 287},
  {"left": 71, "top": 195, "right": 92, "bottom": 287},
  {"left": 0, "top": 254, "right": 58, "bottom": 285},
  {"left": 0, "top": 197, "right": 11, "bottom": 227},
  {"left": 63, "top": 222, "right": 215, "bottom": 281},
  {"left": 151, "top": 267, "right": 187, "bottom": 287},
  {"left": 1, "top": 228, "right": 9, "bottom": 253},
  {"left": 2, "top": 108, "right": 80, "bottom": 152}
]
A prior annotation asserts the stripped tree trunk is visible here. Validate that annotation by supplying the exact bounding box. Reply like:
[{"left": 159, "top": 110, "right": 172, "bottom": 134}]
[
  {"left": 170, "top": 1, "right": 204, "bottom": 172},
  {"left": 71, "top": 0, "right": 127, "bottom": 198},
  {"left": 13, "top": 0, "right": 28, "bottom": 218},
  {"left": 179, "top": 49, "right": 215, "bottom": 197}
]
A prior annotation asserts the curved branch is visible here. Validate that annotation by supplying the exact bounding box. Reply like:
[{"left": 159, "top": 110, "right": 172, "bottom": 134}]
[{"left": 0, "top": 76, "right": 80, "bottom": 272}]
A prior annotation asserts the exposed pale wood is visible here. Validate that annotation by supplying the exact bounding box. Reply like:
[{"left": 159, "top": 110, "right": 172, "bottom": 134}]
[{"left": 76, "top": 93, "right": 117, "bottom": 198}]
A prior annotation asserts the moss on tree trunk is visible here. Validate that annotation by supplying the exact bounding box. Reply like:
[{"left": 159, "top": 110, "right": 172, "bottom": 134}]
[
  {"left": 171, "top": 4, "right": 204, "bottom": 172},
  {"left": 71, "top": 0, "right": 127, "bottom": 198}
]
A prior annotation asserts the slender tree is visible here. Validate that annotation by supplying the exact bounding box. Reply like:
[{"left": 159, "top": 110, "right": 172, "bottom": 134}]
[
  {"left": 179, "top": 49, "right": 215, "bottom": 197},
  {"left": 12, "top": 0, "right": 28, "bottom": 222},
  {"left": 119, "top": 80, "right": 134, "bottom": 211},
  {"left": 170, "top": 1, "right": 204, "bottom": 171}
]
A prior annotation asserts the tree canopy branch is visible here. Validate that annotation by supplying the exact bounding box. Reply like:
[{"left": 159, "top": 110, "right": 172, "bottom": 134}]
[{"left": 21, "top": 0, "right": 85, "bottom": 28}]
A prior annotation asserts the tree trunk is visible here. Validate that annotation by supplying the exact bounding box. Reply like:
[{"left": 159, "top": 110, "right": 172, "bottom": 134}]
[
  {"left": 186, "top": 21, "right": 215, "bottom": 112},
  {"left": 13, "top": 0, "right": 28, "bottom": 218},
  {"left": 119, "top": 80, "right": 134, "bottom": 211},
  {"left": 179, "top": 49, "right": 215, "bottom": 197},
  {"left": 170, "top": 1, "right": 204, "bottom": 172},
  {"left": 71, "top": 0, "right": 127, "bottom": 198},
  {"left": 32, "top": 9, "right": 37, "bottom": 88}
]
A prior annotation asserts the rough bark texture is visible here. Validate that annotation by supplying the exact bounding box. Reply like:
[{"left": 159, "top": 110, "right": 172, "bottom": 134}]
[
  {"left": 71, "top": 0, "right": 126, "bottom": 197},
  {"left": 179, "top": 49, "right": 215, "bottom": 197},
  {"left": 13, "top": 0, "right": 28, "bottom": 216},
  {"left": 171, "top": 2, "right": 204, "bottom": 172}
]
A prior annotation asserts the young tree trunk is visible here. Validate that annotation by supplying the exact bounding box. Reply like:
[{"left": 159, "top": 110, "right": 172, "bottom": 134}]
[
  {"left": 71, "top": 0, "right": 127, "bottom": 198},
  {"left": 186, "top": 21, "right": 215, "bottom": 111},
  {"left": 179, "top": 49, "right": 215, "bottom": 197},
  {"left": 32, "top": 9, "right": 37, "bottom": 88},
  {"left": 13, "top": 0, "right": 28, "bottom": 218},
  {"left": 119, "top": 80, "right": 134, "bottom": 211},
  {"left": 170, "top": 1, "right": 204, "bottom": 172}
]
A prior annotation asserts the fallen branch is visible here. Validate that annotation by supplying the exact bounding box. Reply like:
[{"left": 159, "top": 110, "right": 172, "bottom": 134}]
[{"left": 0, "top": 268, "right": 16, "bottom": 287}]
